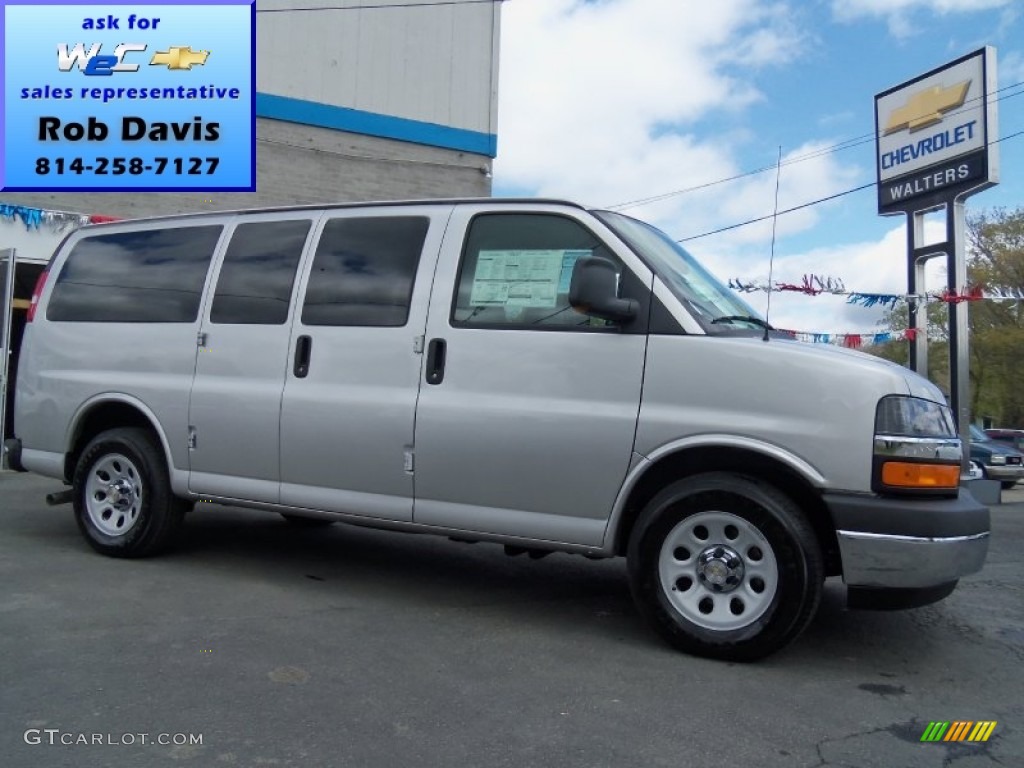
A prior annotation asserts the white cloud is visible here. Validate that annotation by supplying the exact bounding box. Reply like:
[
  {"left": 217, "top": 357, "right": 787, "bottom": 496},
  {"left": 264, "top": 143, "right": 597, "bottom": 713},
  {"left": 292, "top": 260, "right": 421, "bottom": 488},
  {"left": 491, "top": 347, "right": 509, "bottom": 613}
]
[
  {"left": 704, "top": 140, "right": 863, "bottom": 245},
  {"left": 494, "top": 0, "right": 860, "bottom": 260},
  {"left": 1000, "top": 50, "right": 1024, "bottom": 86},
  {"left": 495, "top": 1, "right": 795, "bottom": 198},
  {"left": 834, "top": 0, "right": 1011, "bottom": 18},
  {"left": 832, "top": 0, "right": 1012, "bottom": 38},
  {"left": 698, "top": 221, "right": 949, "bottom": 335}
]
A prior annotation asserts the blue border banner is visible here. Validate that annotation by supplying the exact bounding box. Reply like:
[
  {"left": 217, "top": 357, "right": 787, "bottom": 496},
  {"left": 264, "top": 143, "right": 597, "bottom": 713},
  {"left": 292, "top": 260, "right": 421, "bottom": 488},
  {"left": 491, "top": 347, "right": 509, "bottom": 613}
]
[
  {"left": 1, "top": 0, "right": 256, "bottom": 191},
  {"left": 256, "top": 93, "right": 499, "bottom": 158}
]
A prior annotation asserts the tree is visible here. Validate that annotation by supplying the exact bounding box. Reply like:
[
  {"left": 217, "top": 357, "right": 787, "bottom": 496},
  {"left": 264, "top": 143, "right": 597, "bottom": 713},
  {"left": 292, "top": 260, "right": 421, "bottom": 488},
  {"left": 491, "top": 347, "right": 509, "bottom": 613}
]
[
  {"left": 967, "top": 208, "right": 1024, "bottom": 425},
  {"left": 870, "top": 300, "right": 949, "bottom": 387},
  {"left": 867, "top": 207, "right": 1024, "bottom": 426}
]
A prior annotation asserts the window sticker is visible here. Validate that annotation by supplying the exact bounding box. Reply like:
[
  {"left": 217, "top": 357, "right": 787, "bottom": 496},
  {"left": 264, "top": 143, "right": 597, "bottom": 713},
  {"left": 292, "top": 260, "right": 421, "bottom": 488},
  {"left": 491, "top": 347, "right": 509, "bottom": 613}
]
[
  {"left": 469, "top": 250, "right": 566, "bottom": 308},
  {"left": 557, "top": 250, "right": 592, "bottom": 293}
]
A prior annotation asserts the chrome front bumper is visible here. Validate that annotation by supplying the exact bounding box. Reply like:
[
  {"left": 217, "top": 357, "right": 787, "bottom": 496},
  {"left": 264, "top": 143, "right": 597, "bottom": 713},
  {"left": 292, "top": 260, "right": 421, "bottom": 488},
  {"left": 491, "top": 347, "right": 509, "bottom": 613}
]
[
  {"left": 981, "top": 464, "right": 1024, "bottom": 481},
  {"left": 837, "top": 529, "right": 989, "bottom": 589}
]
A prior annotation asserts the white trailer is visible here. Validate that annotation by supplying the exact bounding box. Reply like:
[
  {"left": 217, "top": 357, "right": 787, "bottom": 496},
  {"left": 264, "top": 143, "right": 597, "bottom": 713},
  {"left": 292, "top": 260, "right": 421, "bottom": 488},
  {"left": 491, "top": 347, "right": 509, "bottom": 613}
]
[{"left": 1, "top": 214, "right": 84, "bottom": 452}]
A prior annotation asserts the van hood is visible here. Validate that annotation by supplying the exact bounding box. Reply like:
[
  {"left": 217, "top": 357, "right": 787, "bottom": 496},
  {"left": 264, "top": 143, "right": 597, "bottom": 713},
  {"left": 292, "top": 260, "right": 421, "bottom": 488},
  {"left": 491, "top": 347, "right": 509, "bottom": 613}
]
[{"left": 735, "top": 335, "right": 948, "bottom": 403}]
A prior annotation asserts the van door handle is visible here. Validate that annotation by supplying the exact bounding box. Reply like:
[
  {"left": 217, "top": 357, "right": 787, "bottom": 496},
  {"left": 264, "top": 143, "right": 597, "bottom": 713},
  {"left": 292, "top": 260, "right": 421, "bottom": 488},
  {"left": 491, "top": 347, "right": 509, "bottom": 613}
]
[
  {"left": 294, "top": 335, "right": 312, "bottom": 378},
  {"left": 425, "top": 338, "right": 446, "bottom": 385}
]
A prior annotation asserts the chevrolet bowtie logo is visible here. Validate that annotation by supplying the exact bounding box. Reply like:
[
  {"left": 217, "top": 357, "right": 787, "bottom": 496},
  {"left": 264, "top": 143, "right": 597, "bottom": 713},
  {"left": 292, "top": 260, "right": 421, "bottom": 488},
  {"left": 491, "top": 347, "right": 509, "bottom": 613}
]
[
  {"left": 150, "top": 47, "right": 209, "bottom": 70},
  {"left": 885, "top": 80, "right": 970, "bottom": 135}
]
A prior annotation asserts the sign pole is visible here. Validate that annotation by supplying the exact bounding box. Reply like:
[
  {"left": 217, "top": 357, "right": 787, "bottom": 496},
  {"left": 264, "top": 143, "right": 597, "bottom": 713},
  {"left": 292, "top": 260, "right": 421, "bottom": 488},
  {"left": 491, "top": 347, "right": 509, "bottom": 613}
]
[
  {"left": 906, "top": 211, "right": 931, "bottom": 376},
  {"left": 948, "top": 200, "right": 972, "bottom": 474}
]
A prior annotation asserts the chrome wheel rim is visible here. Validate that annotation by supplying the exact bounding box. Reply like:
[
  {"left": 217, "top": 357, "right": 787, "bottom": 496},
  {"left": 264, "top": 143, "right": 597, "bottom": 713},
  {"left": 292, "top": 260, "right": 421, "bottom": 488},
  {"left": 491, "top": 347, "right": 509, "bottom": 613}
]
[
  {"left": 84, "top": 453, "right": 144, "bottom": 537},
  {"left": 658, "top": 510, "right": 779, "bottom": 631}
]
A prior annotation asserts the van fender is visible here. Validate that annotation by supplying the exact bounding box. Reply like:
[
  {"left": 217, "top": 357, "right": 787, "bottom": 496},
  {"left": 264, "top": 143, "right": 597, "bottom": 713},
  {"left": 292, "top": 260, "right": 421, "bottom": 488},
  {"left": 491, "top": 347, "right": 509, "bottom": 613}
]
[
  {"left": 64, "top": 393, "right": 187, "bottom": 495},
  {"left": 602, "top": 434, "right": 827, "bottom": 553}
]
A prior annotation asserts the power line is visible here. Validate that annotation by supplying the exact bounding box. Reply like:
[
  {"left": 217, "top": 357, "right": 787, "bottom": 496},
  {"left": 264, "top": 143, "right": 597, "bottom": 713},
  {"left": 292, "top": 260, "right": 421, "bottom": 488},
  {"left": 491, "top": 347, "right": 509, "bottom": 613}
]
[
  {"left": 676, "top": 183, "right": 876, "bottom": 242},
  {"left": 608, "top": 81, "right": 1024, "bottom": 211},
  {"left": 674, "top": 128, "right": 1024, "bottom": 243},
  {"left": 256, "top": 0, "right": 502, "bottom": 13}
]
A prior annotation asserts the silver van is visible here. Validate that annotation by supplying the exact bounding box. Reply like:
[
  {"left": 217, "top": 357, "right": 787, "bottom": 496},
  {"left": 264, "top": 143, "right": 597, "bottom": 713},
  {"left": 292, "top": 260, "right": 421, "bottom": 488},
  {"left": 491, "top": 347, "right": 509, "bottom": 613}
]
[{"left": 4, "top": 199, "right": 989, "bottom": 661}]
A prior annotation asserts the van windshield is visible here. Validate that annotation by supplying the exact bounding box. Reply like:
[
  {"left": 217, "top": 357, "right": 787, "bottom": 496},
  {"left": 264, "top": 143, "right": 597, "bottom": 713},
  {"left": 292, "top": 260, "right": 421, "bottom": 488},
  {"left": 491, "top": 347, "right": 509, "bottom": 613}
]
[{"left": 593, "top": 209, "right": 766, "bottom": 332}]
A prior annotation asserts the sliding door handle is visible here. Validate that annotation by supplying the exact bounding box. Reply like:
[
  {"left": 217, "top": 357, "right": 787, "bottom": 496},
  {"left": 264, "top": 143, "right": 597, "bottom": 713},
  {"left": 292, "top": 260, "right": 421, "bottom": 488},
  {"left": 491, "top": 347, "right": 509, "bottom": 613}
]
[
  {"left": 425, "top": 338, "right": 447, "bottom": 385},
  {"left": 294, "top": 334, "right": 312, "bottom": 378}
]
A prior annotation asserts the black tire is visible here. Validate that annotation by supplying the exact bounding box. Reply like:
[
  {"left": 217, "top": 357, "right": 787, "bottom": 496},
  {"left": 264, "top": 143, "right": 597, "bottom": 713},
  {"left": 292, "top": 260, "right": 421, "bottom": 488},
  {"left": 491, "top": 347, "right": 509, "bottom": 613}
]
[
  {"left": 280, "top": 514, "right": 335, "bottom": 527},
  {"left": 72, "top": 427, "right": 186, "bottom": 558},
  {"left": 627, "top": 472, "right": 824, "bottom": 662},
  {"left": 1001, "top": 481, "right": 1017, "bottom": 490}
]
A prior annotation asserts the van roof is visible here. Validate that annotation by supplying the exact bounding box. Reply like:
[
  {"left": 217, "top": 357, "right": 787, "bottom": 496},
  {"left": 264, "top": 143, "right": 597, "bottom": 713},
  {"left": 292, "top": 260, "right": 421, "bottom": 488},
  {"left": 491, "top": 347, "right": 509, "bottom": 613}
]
[{"left": 79, "top": 197, "right": 590, "bottom": 229}]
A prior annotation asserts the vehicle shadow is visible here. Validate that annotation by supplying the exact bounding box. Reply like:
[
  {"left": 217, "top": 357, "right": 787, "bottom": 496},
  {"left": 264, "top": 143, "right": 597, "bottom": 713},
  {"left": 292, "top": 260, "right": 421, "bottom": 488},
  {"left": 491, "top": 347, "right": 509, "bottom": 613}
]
[
  {"left": 167, "top": 505, "right": 957, "bottom": 668},
  {"left": 9, "top": 493, "right": 979, "bottom": 670}
]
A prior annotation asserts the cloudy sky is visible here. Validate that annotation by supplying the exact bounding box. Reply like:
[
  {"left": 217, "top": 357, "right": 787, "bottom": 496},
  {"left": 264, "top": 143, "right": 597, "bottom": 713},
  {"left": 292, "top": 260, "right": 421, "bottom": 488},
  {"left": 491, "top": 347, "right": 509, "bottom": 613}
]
[{"left": 491, "top": 0, "right": 1024, "bottom": 337}]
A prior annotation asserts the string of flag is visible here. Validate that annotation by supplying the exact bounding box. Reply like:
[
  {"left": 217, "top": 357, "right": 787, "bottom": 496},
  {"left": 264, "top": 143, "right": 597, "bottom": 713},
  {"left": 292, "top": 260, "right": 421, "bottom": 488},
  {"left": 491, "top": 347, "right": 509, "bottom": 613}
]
[
  {"left": 0, "top": 202, "right": 121, "bottom": 232},
  {"left": 771, "top": 328, "right": 922, "bottom": 348},
  {"left": 728, "top": 274, "right": 1024, "bottom": 307},
  {"left": 726, "top": 273, "right": 1024, "bottom": 346}
]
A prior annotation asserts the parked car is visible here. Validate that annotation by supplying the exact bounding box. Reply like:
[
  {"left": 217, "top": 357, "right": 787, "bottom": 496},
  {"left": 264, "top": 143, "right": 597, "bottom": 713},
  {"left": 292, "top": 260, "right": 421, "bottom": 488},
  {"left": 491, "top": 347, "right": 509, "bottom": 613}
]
[
  {"left": 984, "top": 427, "right": 1024, "bottom": 452},
  {"left": 970, "top": 424, "right": 1024, "bottom": 489},
  {"left": 3, "top": 198, "right": 990, "bottom": 662}
]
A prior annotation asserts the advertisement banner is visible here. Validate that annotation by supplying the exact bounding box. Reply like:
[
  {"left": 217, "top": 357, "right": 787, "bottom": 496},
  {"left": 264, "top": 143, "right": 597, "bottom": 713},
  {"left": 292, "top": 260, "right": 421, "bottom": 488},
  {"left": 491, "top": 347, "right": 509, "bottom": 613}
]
[{"left": 0, "top": 0, "right": 255, "bottom": 191}]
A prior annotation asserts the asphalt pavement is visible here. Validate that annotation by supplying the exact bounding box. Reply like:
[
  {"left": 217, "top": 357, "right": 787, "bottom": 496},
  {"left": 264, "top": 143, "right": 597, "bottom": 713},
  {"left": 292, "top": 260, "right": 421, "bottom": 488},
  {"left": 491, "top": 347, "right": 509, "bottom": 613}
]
[{"left": 1, "top": 471, "right": 1021, "bottom": 768}]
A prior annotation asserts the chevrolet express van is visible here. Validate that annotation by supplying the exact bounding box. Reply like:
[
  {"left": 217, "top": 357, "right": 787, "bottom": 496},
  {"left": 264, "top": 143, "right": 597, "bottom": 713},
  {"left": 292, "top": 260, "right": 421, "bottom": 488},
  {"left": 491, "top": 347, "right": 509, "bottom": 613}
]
[{"left": 4, "top": 199, "right": 989, "bottom": 661}]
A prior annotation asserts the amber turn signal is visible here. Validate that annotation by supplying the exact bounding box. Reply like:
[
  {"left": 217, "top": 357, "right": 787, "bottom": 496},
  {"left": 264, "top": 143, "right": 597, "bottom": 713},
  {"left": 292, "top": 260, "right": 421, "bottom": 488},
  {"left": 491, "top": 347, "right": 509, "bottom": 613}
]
[{"left": 881, "top": 461, "right": 960, "bottom": 489}]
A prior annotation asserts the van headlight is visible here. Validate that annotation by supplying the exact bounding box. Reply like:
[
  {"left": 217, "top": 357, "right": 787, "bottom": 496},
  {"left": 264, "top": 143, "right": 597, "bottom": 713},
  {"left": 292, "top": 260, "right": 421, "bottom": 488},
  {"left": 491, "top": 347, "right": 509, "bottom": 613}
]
[{"left": 873, "top": 395, "right": 961, "bottom": 494}]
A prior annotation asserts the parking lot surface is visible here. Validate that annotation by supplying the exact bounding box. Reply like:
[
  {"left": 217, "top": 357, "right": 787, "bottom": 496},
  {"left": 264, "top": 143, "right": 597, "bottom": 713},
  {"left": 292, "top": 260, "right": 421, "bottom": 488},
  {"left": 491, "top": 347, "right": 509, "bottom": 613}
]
[{"left": 2, "top": 471, "right": 1022, "bottom": 768}]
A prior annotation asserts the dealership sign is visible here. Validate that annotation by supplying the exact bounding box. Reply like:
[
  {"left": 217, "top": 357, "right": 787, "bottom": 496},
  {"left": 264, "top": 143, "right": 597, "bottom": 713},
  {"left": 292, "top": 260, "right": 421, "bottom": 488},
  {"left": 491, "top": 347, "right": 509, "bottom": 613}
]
[{"left": 875, "top": 47, "right": 998, "bottom": 213}]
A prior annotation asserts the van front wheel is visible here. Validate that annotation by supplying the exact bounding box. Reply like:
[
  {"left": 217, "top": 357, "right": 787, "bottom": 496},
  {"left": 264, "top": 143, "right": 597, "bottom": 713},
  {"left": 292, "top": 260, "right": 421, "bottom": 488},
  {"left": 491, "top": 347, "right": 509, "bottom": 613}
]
[
  {"left": 627, "top": 473, "right": 823, "bottom": 662},
  {"left": 72, "top": 427, "right": 185, "bottom": 558}
]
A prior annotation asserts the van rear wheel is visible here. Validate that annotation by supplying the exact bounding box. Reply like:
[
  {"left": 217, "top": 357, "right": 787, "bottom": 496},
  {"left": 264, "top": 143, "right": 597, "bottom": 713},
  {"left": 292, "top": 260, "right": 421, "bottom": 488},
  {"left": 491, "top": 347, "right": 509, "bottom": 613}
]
[
  {"left": 627, "top": 472, "right": 823, "bottom": 662},
  {"left": 72, "top": 427, "right": 185, "bottom": 558}
]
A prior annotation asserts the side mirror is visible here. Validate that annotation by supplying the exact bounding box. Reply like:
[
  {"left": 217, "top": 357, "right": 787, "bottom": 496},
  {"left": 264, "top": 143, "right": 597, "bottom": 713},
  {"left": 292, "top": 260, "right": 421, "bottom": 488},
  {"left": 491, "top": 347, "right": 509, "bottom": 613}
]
[{"left": 568, "top": 257, "right": 638, "bottom": 323}]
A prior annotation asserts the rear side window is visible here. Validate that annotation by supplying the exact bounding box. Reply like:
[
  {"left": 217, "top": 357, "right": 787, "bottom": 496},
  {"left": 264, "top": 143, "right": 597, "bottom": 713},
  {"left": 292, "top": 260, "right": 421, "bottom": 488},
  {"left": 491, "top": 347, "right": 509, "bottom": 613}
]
[
  {"left": 47, "top": 225, "right": 223, "bottom": 323},
  {"left": 301, "top": 216, "right": 429, "bottom": 327},
  {"left": 211, "top": 219, "right": 312, "bottom": 325}
]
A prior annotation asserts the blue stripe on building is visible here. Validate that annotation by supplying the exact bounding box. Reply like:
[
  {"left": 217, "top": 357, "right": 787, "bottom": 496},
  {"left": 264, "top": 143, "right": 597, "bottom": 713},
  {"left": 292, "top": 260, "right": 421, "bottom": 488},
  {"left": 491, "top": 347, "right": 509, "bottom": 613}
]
[{"left": 256, "top": 93, "right": 498, "bottom": 158}]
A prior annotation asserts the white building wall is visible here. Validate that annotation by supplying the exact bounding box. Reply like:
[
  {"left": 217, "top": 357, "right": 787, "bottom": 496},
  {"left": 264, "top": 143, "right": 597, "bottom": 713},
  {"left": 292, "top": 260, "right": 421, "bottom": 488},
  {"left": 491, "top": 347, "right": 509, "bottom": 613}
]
[
  {"left": 0, "top": 219, "right": 70, "bottom": 265},
  {"left": 257, "top": 0, "right": 500, "bottom": 154}
]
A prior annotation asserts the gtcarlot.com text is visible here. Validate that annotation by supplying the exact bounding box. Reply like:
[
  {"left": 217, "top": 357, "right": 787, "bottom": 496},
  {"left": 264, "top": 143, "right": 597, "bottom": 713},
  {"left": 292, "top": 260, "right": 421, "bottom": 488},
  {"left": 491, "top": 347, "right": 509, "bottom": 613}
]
[{"left": 24, "top": 729, "right": 203, "bottom": 746}]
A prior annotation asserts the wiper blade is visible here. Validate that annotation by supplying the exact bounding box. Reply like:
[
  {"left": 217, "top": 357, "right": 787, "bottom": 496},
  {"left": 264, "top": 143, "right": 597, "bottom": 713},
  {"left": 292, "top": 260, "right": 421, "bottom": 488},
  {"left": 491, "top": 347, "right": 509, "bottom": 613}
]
[{"left": 710, "top": 315, "right": 772, "bottom": 329}]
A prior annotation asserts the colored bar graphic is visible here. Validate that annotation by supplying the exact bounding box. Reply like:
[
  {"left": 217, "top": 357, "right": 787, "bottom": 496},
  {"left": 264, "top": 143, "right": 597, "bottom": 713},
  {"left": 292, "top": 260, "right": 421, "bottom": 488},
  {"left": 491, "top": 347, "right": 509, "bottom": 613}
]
[
  {"left": 944, "top": 721, "right": 973, "bottom": 741},
  {"left": 968, "top": 722, "right": 997, "bottom": 742},
  {"left": 921, "top": 720, "right": 997, "bottom": 742}
]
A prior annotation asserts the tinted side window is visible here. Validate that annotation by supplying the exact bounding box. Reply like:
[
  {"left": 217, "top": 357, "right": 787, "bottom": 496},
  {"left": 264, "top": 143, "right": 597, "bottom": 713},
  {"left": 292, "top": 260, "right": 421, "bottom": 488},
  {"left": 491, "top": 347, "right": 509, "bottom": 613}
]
[
  {"left": 47, "top": 226, "right": 222, "bottom": 323},
  {"left": 453, "top": 213, "right": 622, "bottom": 329},
  {"left": 211, "top": 219, "right": 311, "bottom": 325},
  {"left": 301, "top": 217, "right": 428, "bottom": 327}
]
